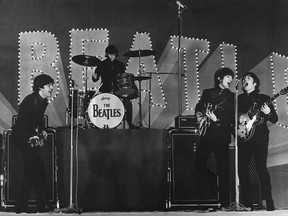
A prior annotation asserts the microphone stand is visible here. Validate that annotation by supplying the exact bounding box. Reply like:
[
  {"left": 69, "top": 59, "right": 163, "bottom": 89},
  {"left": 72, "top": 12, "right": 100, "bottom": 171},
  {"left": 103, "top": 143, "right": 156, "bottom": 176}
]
[
  {"left": 55, "top": 83, "right": 82, "bottom": 214},
  {"left": 229, "top": 80, "right": 245, "bottom": 211},
  {"left": 177, "top": 3, "right": 184, "bottom": 116}
]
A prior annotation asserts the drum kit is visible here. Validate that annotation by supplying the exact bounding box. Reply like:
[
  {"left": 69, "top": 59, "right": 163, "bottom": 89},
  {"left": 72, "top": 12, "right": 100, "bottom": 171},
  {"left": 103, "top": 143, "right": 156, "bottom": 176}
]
[{"left": 70, "top": 49, "right": 155, "bottom": 129}]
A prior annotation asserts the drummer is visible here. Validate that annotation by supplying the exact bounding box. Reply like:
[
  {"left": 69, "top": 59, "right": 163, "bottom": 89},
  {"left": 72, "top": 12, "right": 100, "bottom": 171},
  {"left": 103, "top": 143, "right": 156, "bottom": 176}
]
[{"left": 92, "top": 44, "right": 137, "bottom": 129}]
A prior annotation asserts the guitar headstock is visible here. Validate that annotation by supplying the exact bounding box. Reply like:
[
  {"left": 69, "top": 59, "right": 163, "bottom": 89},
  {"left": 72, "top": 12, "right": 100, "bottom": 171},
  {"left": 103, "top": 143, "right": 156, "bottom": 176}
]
[{"left": 280, "top": 86, "right": 288, "bottom": 95}]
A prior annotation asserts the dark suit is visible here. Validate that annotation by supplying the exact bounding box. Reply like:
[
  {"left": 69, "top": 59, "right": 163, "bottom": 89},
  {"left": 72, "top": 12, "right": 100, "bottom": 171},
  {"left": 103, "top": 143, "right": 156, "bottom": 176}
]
[
  {"left": 93, "top": 58, "right": 125, "bottom": 93},
  {"left": 11, "top": 92, "right": 50, "bottom": 212},
  {"left": 238, "top": 90, "right": 278, "bottom": 209},
  {"left": 195, "top": 86, "right": 234, "bottom": 207}
]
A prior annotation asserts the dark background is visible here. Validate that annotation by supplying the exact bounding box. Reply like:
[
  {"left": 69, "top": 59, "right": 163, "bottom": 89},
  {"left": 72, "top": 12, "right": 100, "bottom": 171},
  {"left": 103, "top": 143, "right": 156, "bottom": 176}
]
[{"left": 1, "top": 0, "right": 288, "bottom": 109}]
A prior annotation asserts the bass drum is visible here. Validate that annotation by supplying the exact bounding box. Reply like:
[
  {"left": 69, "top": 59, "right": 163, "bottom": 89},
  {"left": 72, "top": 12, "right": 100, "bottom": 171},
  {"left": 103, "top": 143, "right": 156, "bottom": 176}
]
[{"left": 87, "top": 93, "right": 125, "bottom": 129}]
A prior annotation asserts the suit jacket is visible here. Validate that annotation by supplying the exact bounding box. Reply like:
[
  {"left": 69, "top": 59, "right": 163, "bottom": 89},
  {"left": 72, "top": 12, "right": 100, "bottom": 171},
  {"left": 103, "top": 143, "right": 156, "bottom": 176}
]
[
  {"left": 195, "top": 86, "right": 235, "bottom": 140},
  {"left": 93, "top": 58, "right": 125, "bottom": 93},
  {"left": 238, "top": 90, "right": 278, "bottom": 141},
  {"left": 11, "top": 92, "right": 48, "bottom": 149}
]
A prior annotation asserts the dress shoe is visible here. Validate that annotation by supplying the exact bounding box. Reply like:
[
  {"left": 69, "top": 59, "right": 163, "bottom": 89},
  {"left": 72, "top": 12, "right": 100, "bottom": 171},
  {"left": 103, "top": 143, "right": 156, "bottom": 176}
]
[
  {"left": 266, "top": 199, "right": 275, "bottom": 211},
  {"left": 38, "top": 204, "right": 52, "bottom": 213},
  {"left": 209, "top": 179, "right": 218, "bottom": 195},
  {"left": 220, "top": 206, "right": 231, "bottom": 211},
  {"left": 16, "top": 207, "right": 37, "bottom": 214},
  {"left": 15, "top": 210, "right": 22, "bottom": 214}
]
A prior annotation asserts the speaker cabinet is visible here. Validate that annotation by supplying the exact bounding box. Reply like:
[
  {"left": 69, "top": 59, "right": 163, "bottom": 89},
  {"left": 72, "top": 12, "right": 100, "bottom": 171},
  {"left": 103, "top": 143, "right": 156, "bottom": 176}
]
[
  {"left": 167, "top": 129, "right": 219, "bottom": 208},
  {"left": 1, "top": 128, "right": 58, "bottom": 208},
  {"left": 167, "top": 129, "right": 262, "bottom": 209},
  {"left": 12, "top": 115, "right": 48, "bottom": 128}
]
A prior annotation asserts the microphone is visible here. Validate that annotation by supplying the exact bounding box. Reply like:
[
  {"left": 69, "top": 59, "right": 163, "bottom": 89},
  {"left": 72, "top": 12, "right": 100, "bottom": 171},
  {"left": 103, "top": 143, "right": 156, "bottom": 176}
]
[
  {"left": 176, "top": 1, "right": 187, "bottom": 9},
  {"left": 235, "top": 79, "right": 240, "bottom": 89}
]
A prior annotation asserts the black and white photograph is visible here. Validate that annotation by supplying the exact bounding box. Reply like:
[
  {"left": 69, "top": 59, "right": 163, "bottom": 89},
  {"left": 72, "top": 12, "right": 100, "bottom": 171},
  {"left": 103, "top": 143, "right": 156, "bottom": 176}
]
[{"left": 0, "top": 0, "right": 288, "bottom": 215}]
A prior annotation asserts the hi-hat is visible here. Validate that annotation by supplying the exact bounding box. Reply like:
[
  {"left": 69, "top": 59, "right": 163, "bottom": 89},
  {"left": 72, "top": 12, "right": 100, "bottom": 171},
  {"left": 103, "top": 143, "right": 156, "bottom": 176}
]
[
  {"left": 134, "top": 76, "right": 152, "bottom": 81},
  {"left": 124, "top": 50, "right": 155, "bottom": 57},
  {"left": 72, "top": 55, "right": 101, "bottom": 67}
]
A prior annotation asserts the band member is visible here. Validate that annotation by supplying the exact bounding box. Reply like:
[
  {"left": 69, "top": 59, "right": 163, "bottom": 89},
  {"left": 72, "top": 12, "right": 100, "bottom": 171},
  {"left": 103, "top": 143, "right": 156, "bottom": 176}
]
[
  {"left": 238, "top": 72, "right": 277, "bottom": 211},
  {"left": 195, "top": 67, "right": 235, "bottom": 209},
  {"left": 92, "top": 44, "right": 137, "bottom": 129},
  {"left": 11, "top": 74, "right": 54, "bottom": 213}
]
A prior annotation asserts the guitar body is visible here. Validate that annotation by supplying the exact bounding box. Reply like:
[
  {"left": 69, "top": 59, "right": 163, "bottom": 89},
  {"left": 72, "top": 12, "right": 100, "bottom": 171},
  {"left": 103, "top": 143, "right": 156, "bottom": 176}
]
[
  {"left": 198, "top": 116, "right": 209, "bottom": 136},
  {"left": 238, "top": 112, "right": 264, "bottom": 142},
  {"left": 237, "top": 86, "right": 288, "bottom": 142},
  {"left": 28, "top": 129, "right": 46, "bottom": 148},
  {"left": 197, "top": 102, "right": 223, "bottom": 136}
]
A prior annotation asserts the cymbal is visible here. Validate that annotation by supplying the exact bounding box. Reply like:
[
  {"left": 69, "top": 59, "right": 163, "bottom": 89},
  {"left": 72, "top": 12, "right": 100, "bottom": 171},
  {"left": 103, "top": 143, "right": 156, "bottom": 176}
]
[
  {"left": 134, "top": 76, "right": 152, "bottom": 81},
  {"left": 124, "top": 49, "right": 155, "bottom": 57},
  {"left": 72, "top": 55, "right": 101, "bottom": 67}
]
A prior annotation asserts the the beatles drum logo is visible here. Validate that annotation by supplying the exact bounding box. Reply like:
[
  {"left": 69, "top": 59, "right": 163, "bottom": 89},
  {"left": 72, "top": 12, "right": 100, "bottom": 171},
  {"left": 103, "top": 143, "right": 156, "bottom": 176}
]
[{"left": 88, "top": 93, "right": 125, "bottom": 128}]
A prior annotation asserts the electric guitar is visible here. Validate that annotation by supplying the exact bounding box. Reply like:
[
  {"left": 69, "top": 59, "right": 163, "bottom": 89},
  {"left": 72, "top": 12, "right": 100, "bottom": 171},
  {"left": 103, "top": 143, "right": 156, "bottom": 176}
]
[
  {"left": 238, "top": 86, "right": 288, "bottom": 142},
  {"left": 197, "top": 101, "right": 224, "bottom": 136}
]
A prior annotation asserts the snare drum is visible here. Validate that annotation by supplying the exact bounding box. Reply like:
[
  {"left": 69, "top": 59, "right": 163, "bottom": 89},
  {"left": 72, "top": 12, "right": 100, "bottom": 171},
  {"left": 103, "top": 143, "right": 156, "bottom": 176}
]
[
  {"left": 114, "top": 73, "right": 137, "bottom": 97},
  {"left": 87, "top": 93, "right": 125, "bottom": 128}
]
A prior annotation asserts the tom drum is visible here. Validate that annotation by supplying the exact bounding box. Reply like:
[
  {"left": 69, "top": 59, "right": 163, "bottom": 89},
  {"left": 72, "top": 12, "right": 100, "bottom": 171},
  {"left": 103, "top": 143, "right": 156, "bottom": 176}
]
[{"left": 114, "top": 73, "right": 137, "bottom": 98}]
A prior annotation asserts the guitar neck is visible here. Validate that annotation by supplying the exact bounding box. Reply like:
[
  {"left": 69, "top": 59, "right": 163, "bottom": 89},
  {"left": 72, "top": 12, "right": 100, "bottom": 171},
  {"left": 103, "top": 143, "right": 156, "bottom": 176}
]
[{"left": 250, "top": 93, "right": 279, "bottom": 117}]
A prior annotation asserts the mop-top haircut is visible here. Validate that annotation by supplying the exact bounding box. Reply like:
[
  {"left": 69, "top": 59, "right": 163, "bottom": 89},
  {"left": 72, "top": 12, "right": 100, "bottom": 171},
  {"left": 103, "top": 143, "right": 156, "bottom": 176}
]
[
  {"left": 33, "top": 74, "right": 54, "bottom": 92},
  {"left": 213, "top": 67, "right": 234, "bottom": 87}
]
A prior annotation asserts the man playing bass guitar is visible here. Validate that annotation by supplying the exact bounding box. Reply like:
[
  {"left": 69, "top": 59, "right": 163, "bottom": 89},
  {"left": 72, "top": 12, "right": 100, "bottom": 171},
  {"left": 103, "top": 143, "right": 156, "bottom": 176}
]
[
  {"left": 238, "top": 72, "right": 278, "bottom": 211},
  {"left": 195, "top": 67, "right": 235, "bottom": 210},
  {"left": 11, "top": 74, "right": 54, "bottom": 213}
]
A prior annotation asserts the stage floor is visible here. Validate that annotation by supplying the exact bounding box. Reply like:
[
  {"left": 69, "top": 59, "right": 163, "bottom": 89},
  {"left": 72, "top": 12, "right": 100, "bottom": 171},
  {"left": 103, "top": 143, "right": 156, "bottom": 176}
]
[{"left": 0, "top": 209, "right": 288, "bottom": 216}]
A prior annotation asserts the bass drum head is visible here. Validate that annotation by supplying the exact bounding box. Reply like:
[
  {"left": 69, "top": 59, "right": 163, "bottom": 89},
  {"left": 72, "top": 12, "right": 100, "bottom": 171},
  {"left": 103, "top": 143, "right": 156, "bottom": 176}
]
[{"left": 88, "top": 93, "right": 125, "bottom": 129}]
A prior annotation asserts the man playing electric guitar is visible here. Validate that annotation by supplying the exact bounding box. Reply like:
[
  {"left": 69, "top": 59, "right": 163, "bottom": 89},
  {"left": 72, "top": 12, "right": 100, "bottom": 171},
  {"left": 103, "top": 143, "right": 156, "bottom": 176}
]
[
  {"left": 238, "top": 72, "right": 278, "bottom": 211},
  {"left": 195, "top": 67, "right": 235, "bottom": 210}
]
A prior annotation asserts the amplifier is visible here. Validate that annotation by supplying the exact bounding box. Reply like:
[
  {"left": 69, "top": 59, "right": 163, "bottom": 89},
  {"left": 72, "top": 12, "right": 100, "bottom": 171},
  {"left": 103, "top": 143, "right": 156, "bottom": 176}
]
[
  {"left": 175, "top": 115, "right": 197, "bottom": 129},
  {"left": 167, "top": 130, "right": 262, "bottom": 209}
]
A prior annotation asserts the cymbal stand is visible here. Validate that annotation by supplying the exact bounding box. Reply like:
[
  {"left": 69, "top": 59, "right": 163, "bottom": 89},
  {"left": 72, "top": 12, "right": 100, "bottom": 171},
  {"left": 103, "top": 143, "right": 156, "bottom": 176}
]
[
  {"left": 137, "top": 50, "right": 144, "bottom": 128},
  {"left": 137, "top": 78, "right": 144, "bottom": 128},
  {"left": 83, "top": 63, "right": 89, "bottom": 128},
  {"left": 148, "top": 74, "right": 152, "bottom": 128}
]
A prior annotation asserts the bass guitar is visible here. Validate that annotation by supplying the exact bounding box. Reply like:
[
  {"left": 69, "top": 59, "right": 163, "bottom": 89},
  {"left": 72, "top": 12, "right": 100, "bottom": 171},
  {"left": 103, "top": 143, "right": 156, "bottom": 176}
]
[
  {"left": 197, "top": 101, "right": 224, "bottom": 136},
  {"left": 28, "top": 129, "right": 46, "bottom": 148},
  {"left": 238, "top": 86, "right": 288, "bottom": 142}
]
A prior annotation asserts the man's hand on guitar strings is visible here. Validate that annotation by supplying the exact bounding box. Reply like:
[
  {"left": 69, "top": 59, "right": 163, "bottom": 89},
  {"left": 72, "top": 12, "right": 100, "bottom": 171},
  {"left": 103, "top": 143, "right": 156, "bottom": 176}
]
[
  {"left": 206, "top": 110, "right": 218, "bottom": 122},
  {"left": 196, "top": 111, "right": 204, "bottom": 122},
  {"left": 260, "top": 103, "right": 271, "bottom": 115}
]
